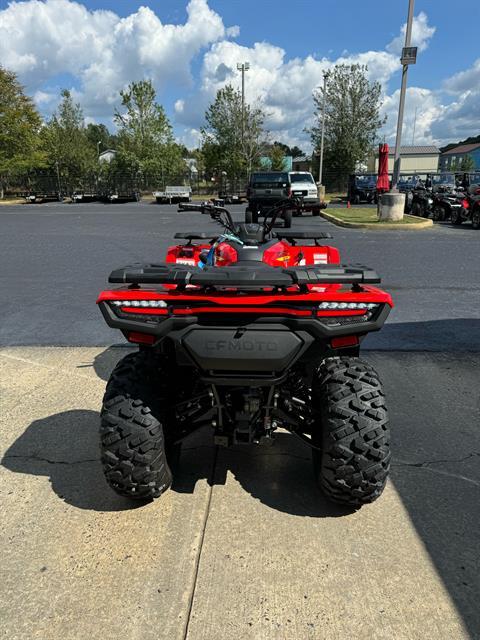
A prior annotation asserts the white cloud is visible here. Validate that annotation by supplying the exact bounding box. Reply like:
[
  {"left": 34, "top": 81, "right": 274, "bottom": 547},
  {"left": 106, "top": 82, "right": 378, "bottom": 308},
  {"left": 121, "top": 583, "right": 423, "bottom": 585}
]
[
  {"left": 428, "top": 59, "right": 480, "bottom": 142},
  {"left": 381, "top": 87, "right": 444, "bottom": 145},
  {"left": 0, "top": 0, "right": 237, "bottom": 116},
  {"left": 3, "top": 2, "right": 477, "bottom": 148},
  {"left": 175, "top": 36, "right": 405, "bottom": 148},
  {"left": 387, "top": 11, "right": 436, "bottom": 55}
]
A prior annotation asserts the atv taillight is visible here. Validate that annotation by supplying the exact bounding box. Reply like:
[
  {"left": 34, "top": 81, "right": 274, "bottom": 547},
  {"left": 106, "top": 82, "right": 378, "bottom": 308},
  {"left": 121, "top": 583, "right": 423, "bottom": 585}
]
[
  {"left": 318, "top": 302, "right": 378, "bottom": 311},
  {"left": 331, "top": 335, "right": 359, "bottom": 349},
  {"left": 462, "top": 199, "right": 470, "bottom": 209},
  {"left": 262, "top": 242, "right": 291, "bottom": 267},
  {"left": 127, "top": 332, "right": 156, "bottom": 345},
  {"left": 316, "top": 302, "right": 380, "bottom": 325},
  {"left": 215, "top": 242, "right": 238, "bottom": 266},
  {"left": 111, "top": 299, "right": 167, "bottom": 308}
]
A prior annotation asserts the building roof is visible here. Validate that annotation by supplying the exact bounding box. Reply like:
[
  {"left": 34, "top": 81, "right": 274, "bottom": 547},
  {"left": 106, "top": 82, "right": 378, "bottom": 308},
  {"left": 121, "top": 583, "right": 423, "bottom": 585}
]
[
  {"left": 99, "top": 148, "right": 117, "bottom": 155},
  {"left": 292, "top": 155, "right": 310, "bottom": 162},
  {"left": 376, "top": 145, "right": 440, "bottom": 156},
  {"left": 441, "top": 143, "right": 480, "bottom": 156}
]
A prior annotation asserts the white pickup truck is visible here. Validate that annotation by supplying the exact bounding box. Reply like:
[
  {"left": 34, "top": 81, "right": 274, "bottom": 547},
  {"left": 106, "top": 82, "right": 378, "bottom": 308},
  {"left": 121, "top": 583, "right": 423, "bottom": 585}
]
[
  {"left": 289, "top": 171, "right": 326, "bottom": 216},
  {"left": 153, "top": 185, "right": 191, "bottom": 204}
]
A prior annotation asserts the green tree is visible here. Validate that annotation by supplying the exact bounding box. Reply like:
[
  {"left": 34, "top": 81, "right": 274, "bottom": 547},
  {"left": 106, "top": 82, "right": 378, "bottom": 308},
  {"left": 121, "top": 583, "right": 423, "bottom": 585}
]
[
  {"left": 269, "top": 143, "right": 286, "bottom": 171},
  {"left": 202, "top": 84, "right": 266, "bottom": 180},
  {"left": 310, "top": 64, "right": 386, "bottom": 186},
  {"left": 460, "top": 155, "right": 475, "bottom": 172},
  {"left": 0, "top": 67, "right": 45, "bottom": 197},
  {"left": 114, "top": 80, "right": 184, "bottom": 176},
  {"left": 273, "top": 141, "right": 304, "bottom": 158},
  {"left": 85, "top": 123, "right": 117, "bottom": 155},
  {"left": 41, "top": 89, "right": 96, "bottom": 178}
]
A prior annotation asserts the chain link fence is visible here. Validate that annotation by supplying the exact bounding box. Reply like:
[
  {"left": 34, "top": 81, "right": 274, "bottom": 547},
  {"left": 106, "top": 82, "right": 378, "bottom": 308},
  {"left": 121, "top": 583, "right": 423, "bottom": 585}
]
[{"left": 4, "top": 168, "right": 353, "bottom": 201}]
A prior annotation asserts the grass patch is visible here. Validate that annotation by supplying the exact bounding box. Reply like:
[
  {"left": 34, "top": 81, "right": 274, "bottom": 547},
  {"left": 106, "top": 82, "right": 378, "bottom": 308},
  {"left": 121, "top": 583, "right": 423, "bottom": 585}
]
[{"left": 327, "top": 208, "right": 422, "bottom": 224}]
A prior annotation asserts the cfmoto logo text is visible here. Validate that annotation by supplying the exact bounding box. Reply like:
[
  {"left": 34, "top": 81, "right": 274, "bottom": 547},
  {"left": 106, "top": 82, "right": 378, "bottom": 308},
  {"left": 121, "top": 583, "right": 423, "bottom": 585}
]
[{"left": 205, "top": 340, "right": 278, "bottom": 352}]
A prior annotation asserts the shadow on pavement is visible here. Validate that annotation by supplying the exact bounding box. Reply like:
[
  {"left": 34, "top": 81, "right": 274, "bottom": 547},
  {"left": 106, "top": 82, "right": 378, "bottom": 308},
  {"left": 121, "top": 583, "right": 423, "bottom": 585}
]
[
  {"left": 365, "top": 317, "right": 480, "bottom": 352},
  {"left": 1, "top": 409, "right": 141, "bottom": 512},
  {"left": 176, "top": 432, "right": 356, "bottom": 518}
]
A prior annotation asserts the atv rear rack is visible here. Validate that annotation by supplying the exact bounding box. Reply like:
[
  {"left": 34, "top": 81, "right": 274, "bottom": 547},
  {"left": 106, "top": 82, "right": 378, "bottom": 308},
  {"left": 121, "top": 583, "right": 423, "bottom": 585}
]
[{"left": 109, "top": 263, "right": 381, "bottom": 288}]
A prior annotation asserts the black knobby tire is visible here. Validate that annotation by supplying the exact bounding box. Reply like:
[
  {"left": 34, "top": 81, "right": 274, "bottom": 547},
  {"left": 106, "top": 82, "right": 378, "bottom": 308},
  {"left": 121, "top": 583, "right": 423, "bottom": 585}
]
[
  {"left": 312, "top": 207, "right": 321, "bottom": 217},
  {"left": 432, "top": 205, "right": 444, "bottom": 221},
  {"left": 100, "top": 351, "right": 173, "bottom": 500},
  {"left": 283, "top": 208, "right": 292, "bottom": 228},
  {"left": 353, "top": 194, "right": 361, "bottom": 205},
  {"left": 450, "top": 208, "right": 462, "bottom": 225},
  {"left": 311, "top": 357, "right": 390, "bottom": 505},
  {"left": 472, "top": 208, "right": 480, "bottom": 230},
  {"left": 411, "top": 201, "right": 423, "bottom": 217}
]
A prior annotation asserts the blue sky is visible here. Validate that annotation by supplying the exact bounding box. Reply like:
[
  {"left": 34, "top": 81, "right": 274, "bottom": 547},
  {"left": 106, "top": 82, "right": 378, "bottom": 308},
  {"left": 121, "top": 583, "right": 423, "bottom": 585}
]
[{"left": 1, "top": 0, "right": 479, "bottom": 149}]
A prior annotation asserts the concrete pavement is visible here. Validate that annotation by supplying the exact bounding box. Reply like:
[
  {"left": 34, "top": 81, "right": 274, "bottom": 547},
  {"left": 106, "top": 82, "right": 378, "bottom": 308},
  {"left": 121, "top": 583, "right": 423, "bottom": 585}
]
[{"left": 1, "top": 346, "right": 479, "bottom": 639}]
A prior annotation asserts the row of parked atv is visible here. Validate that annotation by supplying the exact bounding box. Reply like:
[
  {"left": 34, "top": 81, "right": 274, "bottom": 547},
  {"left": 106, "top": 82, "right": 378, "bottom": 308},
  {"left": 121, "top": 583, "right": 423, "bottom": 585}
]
[{"left": 402, "top": 173, "right": 480, "bottom": 228}]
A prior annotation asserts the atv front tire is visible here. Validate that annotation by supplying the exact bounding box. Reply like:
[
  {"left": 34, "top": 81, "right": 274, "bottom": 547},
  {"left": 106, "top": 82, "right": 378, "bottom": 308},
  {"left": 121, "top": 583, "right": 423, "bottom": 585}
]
[
  {"left": 472, "top": 209, "right": 480, "bottom": 230},
  {"left": 311, "top": 357, "right": 390, "bottom": 506},
  {"left": 411, "top": 201, "right": 423, "bottom": 217},
  {"left": 100, "top": 351, "right": 172, "bottom": 500},
  {"left": 450, "top": 208, "right": 462, "bottom": 225}
]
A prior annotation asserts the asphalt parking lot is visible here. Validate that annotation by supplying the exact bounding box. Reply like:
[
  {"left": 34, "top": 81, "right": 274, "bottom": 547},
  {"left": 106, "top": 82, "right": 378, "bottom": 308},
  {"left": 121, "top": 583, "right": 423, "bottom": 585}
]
[{"left": 1, "top": 202, "right": 479, "bottom": 639}]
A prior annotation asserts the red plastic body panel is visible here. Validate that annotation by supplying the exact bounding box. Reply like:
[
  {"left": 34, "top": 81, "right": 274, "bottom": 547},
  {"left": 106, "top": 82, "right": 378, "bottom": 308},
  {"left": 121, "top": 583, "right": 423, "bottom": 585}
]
[
  {"left": 166, "top": 241, "right": 341, "bottom": 267},
  {"left": 166, "top": 244, "right": 210, "bottom": 266}
]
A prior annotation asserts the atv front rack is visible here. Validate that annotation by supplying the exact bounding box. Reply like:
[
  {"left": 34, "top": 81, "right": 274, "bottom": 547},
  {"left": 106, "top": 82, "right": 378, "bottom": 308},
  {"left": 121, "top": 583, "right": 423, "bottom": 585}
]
[{"left": 109, "top": 263, "right": 381, "bottom": 288}]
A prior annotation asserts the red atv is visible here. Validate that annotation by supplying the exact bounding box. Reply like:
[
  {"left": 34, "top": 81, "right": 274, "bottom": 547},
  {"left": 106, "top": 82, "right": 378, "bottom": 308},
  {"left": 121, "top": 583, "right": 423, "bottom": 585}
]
[{"left": 97, "top": 201, "right": 393, "bottom": 506}]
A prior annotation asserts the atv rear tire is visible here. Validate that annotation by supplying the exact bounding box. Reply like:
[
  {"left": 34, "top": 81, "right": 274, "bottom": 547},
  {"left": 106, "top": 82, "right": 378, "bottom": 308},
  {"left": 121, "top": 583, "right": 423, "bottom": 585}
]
[
  {"left": 411, "top": 201, "right": 423, "bottom": 217},
  {"left": 432, "top": 205, "right": 445, "bottom": 221},
  {"left": 311, "top": 357, "right": 390, "bottom": 506},
  {"left": 100, "top": 351, "right": 173, "bottom": 500},
  {"left": 472, "top": 209, "right": 480, "bottom": 230},
  {"left": 450, "top": 208, "right": 462, "bottom": 225}
]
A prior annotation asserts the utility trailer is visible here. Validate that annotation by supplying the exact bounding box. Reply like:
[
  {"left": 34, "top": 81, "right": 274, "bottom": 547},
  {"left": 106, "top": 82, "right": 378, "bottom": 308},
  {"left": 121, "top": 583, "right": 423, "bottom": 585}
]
[
  {"left": 21, "top": 173, "right": 64, "bottom": 203},
  {"left": 102, "top": 175, "right": 141, "bottom": 203},
  {"left": 71, "top": 177, "right": 101, "bottom": 203},
  {"left": 153, "top": 185, "right": 191, "bottom": 204},
  {"left": 72, "top": 191, "right": 100, "bottom": 203}
]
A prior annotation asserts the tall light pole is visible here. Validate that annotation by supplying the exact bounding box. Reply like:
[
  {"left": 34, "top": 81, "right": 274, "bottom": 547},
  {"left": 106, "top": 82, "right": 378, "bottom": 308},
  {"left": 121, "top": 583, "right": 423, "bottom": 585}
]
[
  {"left": 318, "top": 70, "right": 330, "bottom": 186},
  {"left": 391, "top": 0, "right": 417, "bottom": 190},
  {"left": 97, "top": 140, "right": 102, "bottom": 159},
  {"left": 237, "top": 62, "right": 250, "bottom": 142},
  {"left": 411, "top": 106, "right": 418, "bottom": 146}
]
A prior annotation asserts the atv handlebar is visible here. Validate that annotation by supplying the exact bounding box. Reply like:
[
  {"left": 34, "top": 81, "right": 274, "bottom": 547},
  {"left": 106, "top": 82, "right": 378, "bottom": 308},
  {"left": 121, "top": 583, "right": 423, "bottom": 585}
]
[{"left": 178, "top": 199, "right": 302, "bottom": 242}]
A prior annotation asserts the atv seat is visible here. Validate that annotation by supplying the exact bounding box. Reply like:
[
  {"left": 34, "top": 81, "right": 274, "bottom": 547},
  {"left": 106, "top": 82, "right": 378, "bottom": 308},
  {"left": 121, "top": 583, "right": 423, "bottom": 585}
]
[{"left": 275, "top": 229, "right": 332, "bottom": 245}]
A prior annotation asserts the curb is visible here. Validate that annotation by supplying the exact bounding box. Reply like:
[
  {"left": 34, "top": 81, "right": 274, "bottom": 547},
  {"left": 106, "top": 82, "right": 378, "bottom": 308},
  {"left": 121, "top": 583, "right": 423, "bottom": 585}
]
[{"left": 320, "top": 211, "right": 433, "bottom": 230}]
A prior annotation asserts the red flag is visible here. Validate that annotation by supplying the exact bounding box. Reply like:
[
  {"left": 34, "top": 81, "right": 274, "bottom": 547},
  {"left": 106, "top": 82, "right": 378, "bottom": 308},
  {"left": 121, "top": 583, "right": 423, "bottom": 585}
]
[{"left": 376, "top": 143, "right": 390, "bottom": 192}]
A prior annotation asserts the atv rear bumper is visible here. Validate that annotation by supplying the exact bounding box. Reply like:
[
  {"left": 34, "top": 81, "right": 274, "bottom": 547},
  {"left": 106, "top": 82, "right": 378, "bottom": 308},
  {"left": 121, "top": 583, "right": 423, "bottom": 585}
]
[{"left": 98, "top": 300, "right": 391, "bottom": 342}]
